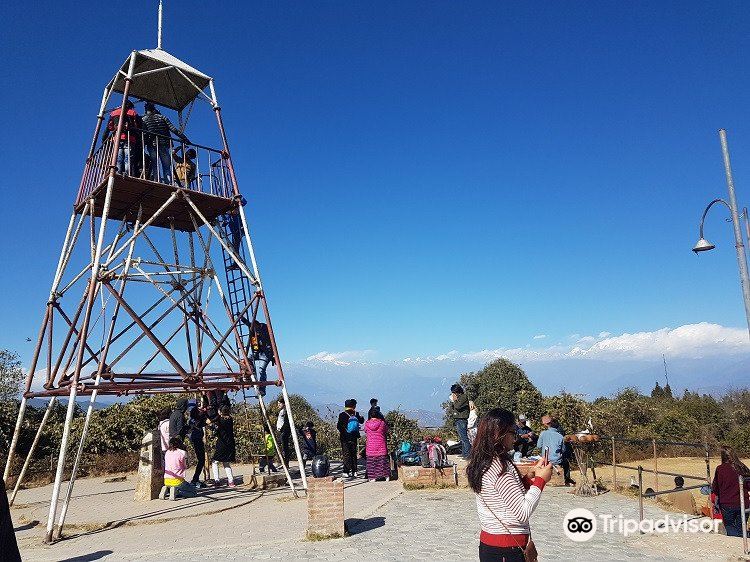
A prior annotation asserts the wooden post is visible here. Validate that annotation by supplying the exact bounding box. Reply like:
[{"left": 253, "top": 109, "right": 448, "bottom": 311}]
[
  {"left": 638, "top": 465, "right": 644, "bottom": 530},
  {"left": 611, "top": 436, "right": 617, "bottom": 490},
  {"left": 652, "top": 438, "right": 658, "bottom": 493}
]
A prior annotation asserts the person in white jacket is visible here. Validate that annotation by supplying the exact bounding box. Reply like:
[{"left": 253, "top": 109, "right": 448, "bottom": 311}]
[{"left": 467, "top": 401, "right": 478, "bottom": 444}]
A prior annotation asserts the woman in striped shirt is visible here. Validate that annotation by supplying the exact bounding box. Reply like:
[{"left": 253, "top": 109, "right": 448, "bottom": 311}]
[{"left": 467, "top": 408, "right": 552, "bottom": 562}]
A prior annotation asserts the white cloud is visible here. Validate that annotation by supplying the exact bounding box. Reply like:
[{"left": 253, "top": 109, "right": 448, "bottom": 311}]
[
  {"left": 399, "top": 323, "right": 750, "bottom": 364},
  {"left": 533, "top": 334, "right": 547, "bottom": 340},
  {"left": 576, "top": 322, "right": 748, "bottom": 360},
  {"left": 302, "top": 323, "right": 749, "bottom": 369}
]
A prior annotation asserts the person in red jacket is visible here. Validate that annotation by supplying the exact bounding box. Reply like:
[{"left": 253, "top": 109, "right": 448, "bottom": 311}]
[
  {"left": 712, "top": 445, "right": 750, "bottom": 537},
  {"left": 104, "top": 100, "right": 142, "bottom": 175}
]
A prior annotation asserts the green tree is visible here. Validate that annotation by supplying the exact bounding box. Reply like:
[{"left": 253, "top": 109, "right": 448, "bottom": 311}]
[
  {"left": 0, "top": 350, "right": 24, "bottom": 402},
  {"left": 651, "top": 382, "right": 664, "bottom": 400},
  {"left": 384, "top": 410, "right": 421, "bottom": 446},
  {"left": 443, "top": 359, "right": 544, "bottom": 427},
  {"left": 542, "top": 392, "right": 590, "bottom": 434}
]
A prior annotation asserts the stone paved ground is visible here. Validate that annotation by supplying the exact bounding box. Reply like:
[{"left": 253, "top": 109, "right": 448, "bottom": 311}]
[{"left": 13, "top": 471, "right": 750, "bottom": 561}]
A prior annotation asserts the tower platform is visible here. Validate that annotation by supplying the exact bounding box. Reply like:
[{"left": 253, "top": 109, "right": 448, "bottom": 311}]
[{"left": 75, "top": 173, "right": 235, "bottom": 232}]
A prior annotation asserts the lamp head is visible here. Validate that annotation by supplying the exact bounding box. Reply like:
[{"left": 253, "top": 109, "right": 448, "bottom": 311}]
[{"left": 692, "top": 238, "right": 716, "bottom": 253}]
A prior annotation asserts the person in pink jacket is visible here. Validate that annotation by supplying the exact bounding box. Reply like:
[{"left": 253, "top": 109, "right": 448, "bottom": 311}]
[{"left": 364, "top": 411, "right": 390, "bottom": 481}]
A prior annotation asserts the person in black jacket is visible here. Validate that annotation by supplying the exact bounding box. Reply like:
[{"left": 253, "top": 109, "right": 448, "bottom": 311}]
[
  {"left": 209, "top": 405, "right": 236, "bottom": 487},
  {"left": 251, "top": 320, "right": 275, "bottom": 397},
  {"left": 299, "top": 421, "right": 318, "bottom": 468},
  {"left": 0, "top": 477, "right": 21, "bottom": 562},
  {"left": 188, "top": 403, "right": 208, "bottom": 487},
  {"left": 449, "top": 384, "right": 471, "bottom": 459},
  {"left": 169, "top": 399, "right": 189, "bottom": 441},
  {"left": 337, "top": 399, "right": 364, "bottom": 478},
  {"left": 276, "top": 396, "right": 292, "bottom": 463}
]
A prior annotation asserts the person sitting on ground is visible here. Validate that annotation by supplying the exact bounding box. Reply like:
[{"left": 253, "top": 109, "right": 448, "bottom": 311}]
[
  {"left": 667, "top": 476, "right": 697, "bottom": 515},
  {"left": 172, "top": 146, "right": 197, "bottom": 187},
  {"left": 712, "top": 444, "right": 750, "bottom": 537},
  {"left": 337, "top": 399, "right": 364, "bottom": 478},
  {"left": 364, "top": 410, "right": 390, "bottom": 482},
  {"left": 300, "top": 421, "right": 317, "bottom": 468},
  {"left": 142, "top": 102, "right": 189, "bottom": 184},
  {"left": 468, "top": 408, "right": 552, "bottom": 562},
  {"left": 259, "top": 432, "right": 278, "bottom": 474},
  {"left": 449, "top": 383, "right": 471, "bottom": 459},
  {"left": 513, "top": 415, "right": 537, "bottom": 458},
  {"left": 164, "top": 437, "right": 197, "bottom": 498},
  {"left": 536, "top": 415, "right": 575, "bottom": 486},
  {"left": 209, "top": 405, "right": 236, "bottom": 488}
]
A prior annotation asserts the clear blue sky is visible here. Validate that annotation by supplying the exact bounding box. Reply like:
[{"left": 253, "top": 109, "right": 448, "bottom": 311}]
[{"left": 2, "top": 1, "right": 750, "bottom": 364}]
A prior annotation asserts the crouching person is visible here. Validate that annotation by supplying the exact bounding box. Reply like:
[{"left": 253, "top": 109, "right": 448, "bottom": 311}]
[{"left": 163, "top": 437, "right": 198, "bottom": 498}]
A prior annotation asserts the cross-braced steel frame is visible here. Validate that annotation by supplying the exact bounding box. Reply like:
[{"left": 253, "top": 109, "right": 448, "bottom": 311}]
[{"left": 3, "top": 50, "right": 307, "bottom": 543}]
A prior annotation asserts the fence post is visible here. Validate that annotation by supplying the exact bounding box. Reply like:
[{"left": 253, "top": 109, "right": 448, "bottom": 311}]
[
  {"left": 705, "top": 444, "right": 714, "bottom": 519},
  {"left": 740, "top": 475, "right": 748, "bottom": 555},
  {"left": 638, "top": 465, "right": 644, "bottom": 532},
  {"left": 652, "top": 439, "right": 658, "bottom": 493},
  {"left": 611, "top": 437, "right": 617, "bottom": 491}
]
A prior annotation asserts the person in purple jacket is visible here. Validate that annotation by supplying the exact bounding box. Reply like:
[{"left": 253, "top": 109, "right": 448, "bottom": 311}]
[{"left": 364, "top": 410, "right": 390, "bottom": 481}]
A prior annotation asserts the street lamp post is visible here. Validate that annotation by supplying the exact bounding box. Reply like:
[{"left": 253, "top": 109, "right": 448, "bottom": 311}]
[{"left": 693, "top": 129, "right": 750, "bottom": 340}]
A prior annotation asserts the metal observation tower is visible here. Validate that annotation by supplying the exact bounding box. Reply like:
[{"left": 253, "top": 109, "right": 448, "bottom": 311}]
[{"left": 3, "top": 9, "right": 306, "bottom": 543}]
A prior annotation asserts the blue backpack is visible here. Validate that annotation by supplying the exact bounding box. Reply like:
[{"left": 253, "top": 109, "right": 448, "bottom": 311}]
[{"left": 346, "top": 414, "right": 360, "bottom": 434}]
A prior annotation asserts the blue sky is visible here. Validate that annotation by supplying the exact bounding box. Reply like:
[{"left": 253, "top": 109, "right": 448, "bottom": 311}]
[{"left": 2, "top": 1, "right": 750, "bottom": 377}]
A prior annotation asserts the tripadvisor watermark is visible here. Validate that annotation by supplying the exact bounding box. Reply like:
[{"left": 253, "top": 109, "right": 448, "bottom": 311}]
[{"left": 563, "top": 508, "right": 720, "bottom": 542}]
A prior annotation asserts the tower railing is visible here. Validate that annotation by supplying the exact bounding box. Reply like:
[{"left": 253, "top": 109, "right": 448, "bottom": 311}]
[{"left": 77, "top": 130, "right": 233, "bottom": 206}]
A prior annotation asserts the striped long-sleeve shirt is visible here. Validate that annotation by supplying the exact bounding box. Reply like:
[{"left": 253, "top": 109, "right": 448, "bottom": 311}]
[
  {"left": 142, "top": 111, "right": 184, "bottom": 142},
  {"left": 475, "top": 458, "right": 546, "bottom": 535}
]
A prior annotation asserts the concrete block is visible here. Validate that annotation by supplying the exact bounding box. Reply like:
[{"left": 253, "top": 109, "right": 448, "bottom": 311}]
[{"left": 134, "top": 430, "right": 163, "bottom": 501}]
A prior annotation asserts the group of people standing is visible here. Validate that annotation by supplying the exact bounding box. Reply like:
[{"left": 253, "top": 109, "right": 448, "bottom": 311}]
[
  {"left": 103, "top": 99, "right": 196, "bottom": 187},
  {"left": 336, "top": 398, "right": 391, "bottom": 481},
  {"left": 158, "top": 392, "right": 237, "bottom": 497}
]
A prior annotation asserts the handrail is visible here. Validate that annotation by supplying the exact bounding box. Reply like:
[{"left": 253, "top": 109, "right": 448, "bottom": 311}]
[{"left": 77, "top": 129, "right": 233, "bottom": 206}]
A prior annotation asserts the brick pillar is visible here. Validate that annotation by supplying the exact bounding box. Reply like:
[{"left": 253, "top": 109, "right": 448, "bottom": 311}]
[
  {"left": 306, "top": 476, "right": 344, "bottom": 539},
  {"left": 134, "top": 430, "right": 163, "bottom": 501}
]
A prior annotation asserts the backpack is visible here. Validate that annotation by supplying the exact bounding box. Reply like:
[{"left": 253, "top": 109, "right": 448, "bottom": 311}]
[
  {"left": 399, "top": 441, "right": 413, "bottom": 454},
  {"left": 399, "top": 451, "right": 422, "bottom": 466},
  {"left": 346, "top": 414, "right": 360, "bottom": 434},
  {"left": 428, "top": 443, "right": 448, "bottom": 468}
]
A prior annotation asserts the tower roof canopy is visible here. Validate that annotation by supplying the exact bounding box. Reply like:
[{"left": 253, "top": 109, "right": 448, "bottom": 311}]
[{"left": 112, "top": 49, "right": 212, "bottom": 111}]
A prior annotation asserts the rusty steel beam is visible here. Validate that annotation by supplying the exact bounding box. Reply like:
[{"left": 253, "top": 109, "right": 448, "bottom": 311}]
[{"left": 102, "top": 281, "right": 189, "bottom": 378}]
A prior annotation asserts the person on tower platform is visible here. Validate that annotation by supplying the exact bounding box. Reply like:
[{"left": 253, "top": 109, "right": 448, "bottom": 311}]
[
  {"left": 142, "top": 102, "right": 189, "bottom": 184},
  {"left": 172, "top": 146, "right": 197, "bottom": 188},
  {"left": 104, "top": 99, "right": 142, "bottom": 176}
]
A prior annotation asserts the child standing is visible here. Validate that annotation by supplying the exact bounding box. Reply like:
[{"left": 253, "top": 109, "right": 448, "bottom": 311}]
[
  {"left": 300, "top": 421, "right": 318, "bottom": 468},
  {"left": 164, "top": 437, "right": 197, "bottom": 498},
  {"left": 210, "top": 405, "right": 237, "bottom": 487},
  {"left": 259, "top": 433, "right": 278, "bottom": 474}
]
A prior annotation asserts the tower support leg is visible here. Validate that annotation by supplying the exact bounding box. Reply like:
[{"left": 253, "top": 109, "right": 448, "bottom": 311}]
[
  {"left": 44, "top": 381, "right": 79, "bottom": 543},
  {"left": 9, "top": 397, "right": 57, "bottom": 506},
  {"left": 54, "top": 210, "right": 142, "bottom": 540}
]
